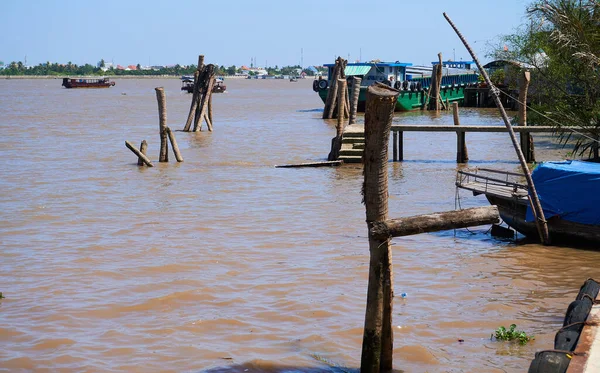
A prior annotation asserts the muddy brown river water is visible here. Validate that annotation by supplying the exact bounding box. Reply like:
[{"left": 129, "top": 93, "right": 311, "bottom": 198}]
[{"left": 1, "top": 77, "right": 599, "bottom": 372}]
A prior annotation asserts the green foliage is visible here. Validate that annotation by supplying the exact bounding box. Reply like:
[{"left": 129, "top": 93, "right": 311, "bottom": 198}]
[
  {"left": 490, "top": 69, "right": 506, "bottom": 85},
  {"left": 494, "top": 324, "right": 533, "bottom": 345},
  {"left": 492, "top": 0, "right": 600, "bottom": 157}
]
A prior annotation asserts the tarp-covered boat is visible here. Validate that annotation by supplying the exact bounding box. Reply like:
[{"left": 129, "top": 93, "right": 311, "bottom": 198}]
[{"left": 456, "top": 161, "right": 600, "bottom": 245}]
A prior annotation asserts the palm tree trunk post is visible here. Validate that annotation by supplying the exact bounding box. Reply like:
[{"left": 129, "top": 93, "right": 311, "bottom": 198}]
[
  {"left": 349, "top": 77, "right": 362, "bottom": 125},
  {"left": 444, "top": 12, "right": 550, "bottom": 245},
  {"left": 155, "top": 87, "right": 168, "bottom": 162},
  {"left": 166, "top": 127, "right": 183, "bottom": 162},
  {"left": 518, "top": 71, "right": 534, "bottom": 162},
  {"left": 360, "top": 83, "right": 399, "bottom": 373},
  {"left": 453, "top": 102, "right": 468, "bottom": 162},
  {"left": 184, "top": 55, "right": 204, "bottom": 132},
  {"left": 137, "top": 140, "right": 148, "bottom": 166}
]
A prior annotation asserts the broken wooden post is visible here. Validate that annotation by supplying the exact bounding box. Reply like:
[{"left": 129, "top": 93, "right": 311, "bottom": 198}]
[
  {"left": 453, "top": 102, "right": 468, "bottom": 163},
  {"left": 183, "top": 55, "right": 204, "bottom": 132},
  {"left": 155, "top": 87, "right": 168, "bottom": 162},
  {"left": 327, "top": 79, "right": 348, "bottom": 161},
  {"left": 166, "top": 127, "right": 183, "bottom": 162},
  {"left": 137, "top": 140, "right": 148, "bottom": 166},
  {"left": 360, "top": 83, "right": 399, "bottom": 373},
  {"left": 370, "top": 206, "right": 500, "bottom": 240},
  {"left": 125, "top": 140, "right": 153, "bottom": 167},
  {"left": 444, "top": 12, "right": 550, "bottom": 245},
  {"left": 518, "top": 70, "right": 535, "bottom": 162},
  {"left": 349, "top": 77, "right": 362, "bottom": 125}
]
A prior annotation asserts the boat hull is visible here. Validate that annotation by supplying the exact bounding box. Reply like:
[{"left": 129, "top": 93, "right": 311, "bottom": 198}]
[
  {"left": 317, "top": 85, "right": 468, "bottom": 112},
  {"left": 486, "top": 194, "right": 600, "bottom": 246},
  {"left": 62, "top": 78, "right": 115, "bottom": 89}
]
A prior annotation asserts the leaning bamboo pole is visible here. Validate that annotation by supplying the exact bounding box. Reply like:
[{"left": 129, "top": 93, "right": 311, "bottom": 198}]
[{"left": 443, "top": 12, "right": 550, "bottom": 245}]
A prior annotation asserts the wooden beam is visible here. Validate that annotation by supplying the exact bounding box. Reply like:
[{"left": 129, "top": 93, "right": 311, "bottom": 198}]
[
  {"left": 370, "top": 206, "right": 500, "bottom": 240},
  {"left": 125, "top": 140, "right": 154, "bottom": 167},
  {"left": 390, "top": 125, "right": 559, "bottom": 133}
]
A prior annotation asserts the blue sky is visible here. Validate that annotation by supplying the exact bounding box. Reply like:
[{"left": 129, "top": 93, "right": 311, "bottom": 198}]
[{"left": 1, "top": 0, "right": 531, "bottom": 68}]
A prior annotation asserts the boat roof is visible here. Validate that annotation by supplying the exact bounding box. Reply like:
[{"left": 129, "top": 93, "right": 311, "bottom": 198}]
[{"left": 323, "top": 62, "right": 413, "bottom": 67}]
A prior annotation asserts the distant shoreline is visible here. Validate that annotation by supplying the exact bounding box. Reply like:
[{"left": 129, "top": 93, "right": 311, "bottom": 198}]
[{"left": 0, "top": 75, "right": 250, "bottom": 80}]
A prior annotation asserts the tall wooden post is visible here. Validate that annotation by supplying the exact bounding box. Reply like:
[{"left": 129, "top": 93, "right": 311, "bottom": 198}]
[
  {"left": 444, "top": 12, "right": 550, "bottom": 245},
  {"left": 453, "top": 102, "right": 468, "bottom": 163},
  {"left": 155, "top": 87, "right": 168, "bottom": 162},
  {"left": 184, "top": 55, "right": 204, "bottom": 132},
  {"left": 518, "top": 71, "right": 534, "bottom": 162},
  {"left": 428, "top": 53, "right": 443, "bottom": 110},
  {"left": 361, "top": 83, "right": 399, "bottom": 373},
  {"left": 323, "top": 57, "right": 347, "bottom": 119},
  {"left": 327, "top": 79, "right": 348, "bottom": 161},
  {"left": 349, "top": 77, "right": 362, "bottom": 125}
]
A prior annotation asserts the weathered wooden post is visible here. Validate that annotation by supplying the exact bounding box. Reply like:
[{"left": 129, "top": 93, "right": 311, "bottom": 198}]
[
  {"left": 453, "top": 102, "right": 468, "bottom": 163},
  {"left": 193, "top": 65, "right": 216, "bottom": 132},
  {"left": 184, "top": 55, "right": 204, "bottom": 132},
  {"left": 360, "top": 83, "right": 399, "bottom": 372},
  {"left": 166, "top": 127, "right": 183, "bottom": 162},
  {"left": 125, "top": 140, "right": 153, "bottom": 167},
  {"left": 349, "top": 77, "right": 362, "bottom": 125},
  {"left": 428, "top": 53, "right": 443, "bottom": 110},
  {"left": 518, "top": 70, "right": 535, "bottom": 162},
  {"left": 444, "top": 12, "right": 550, "bottom": 245},
  {"left": 393, "top": 130, "right": 398, "bottom": 162},
  {"left": 327, "top": 79, "right": 348, "bottom": 161},
  {"left": 137, "top": 140, "right": 148, "bottom": 166},
  {"left": 155, "top": 87, "right": 168, "bottom": 162},
  {"left": 323, "top": 57, "right": 347, "bottom": 119},
  {"left": 398, "top": 131, "right": 403, "bottom": 161}
]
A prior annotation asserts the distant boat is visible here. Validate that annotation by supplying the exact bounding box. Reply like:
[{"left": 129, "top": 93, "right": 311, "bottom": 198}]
[
  {"left": 456, "top": 161, "right": 600, "bottom": 246},
  {"left": 62, "top": 77, "right": 115, "bottom": 88}
]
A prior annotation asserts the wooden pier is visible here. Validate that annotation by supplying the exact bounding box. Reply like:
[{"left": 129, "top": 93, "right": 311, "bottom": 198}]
[{"left": 339, "top": 124, "right": 559, "bottom": 163}]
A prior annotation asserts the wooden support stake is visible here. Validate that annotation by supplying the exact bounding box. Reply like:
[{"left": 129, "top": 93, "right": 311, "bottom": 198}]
[
  {"left": 126, "top": 140, "right": 153, "bottom": 167},
  {"left": 349, "top": 77, "right": 362, "bottom": 125},
  {"left": 360, "top": 83, "right": 399, "bottom": 373},
  {"left": 398, "top": 131, "right": 404, "bottom": 161},
  {"left": 155, "top": 87, "right": 168, "bottom": 162},
  {"left": 183, "top": 56, "right": 204, "bottom": 131},
  {"left": 453, "top": 102, "right": 468, "bottom": 162},
  {"left": 166, "top": 127, "right": 183, "bottom": 162},
  {"left": 194, "top": 65, "right": 215, "bottom": 132},
  {"left": 428, "top": 53, "right": 443, "bottom": 110},
  {"left": 370, "top": 206, "right": 500, "bottom": 240},
  {"left": 137, "top": 140, "right": 148, "bottom": 166},
  {"left": 327, "top": 79, "right": 348, "bottom": 161},
  {"left": 518, "top": 70, "right": 534, "bottom": 162},
  {"left": 444, "top": 12, "right": 550, "bottom": 245},
  {"left": 322, "top": 58, "right": 340, "bottom": 119},
  {"left": 393, "top": 130, "right": 398, "bottom": 162}
]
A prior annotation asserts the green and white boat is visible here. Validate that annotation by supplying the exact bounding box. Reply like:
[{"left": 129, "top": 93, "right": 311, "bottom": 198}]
[{"left": 313, "top": 61, "right": 479, "bottom": 111}]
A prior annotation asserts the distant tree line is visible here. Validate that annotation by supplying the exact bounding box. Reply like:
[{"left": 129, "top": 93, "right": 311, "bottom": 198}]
[{"left": 0, "top": 60, "right": 324, "bottom": 77}]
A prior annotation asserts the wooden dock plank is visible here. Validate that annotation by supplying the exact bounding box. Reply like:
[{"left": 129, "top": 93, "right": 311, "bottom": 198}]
[{"left": 457, "top": 181, "right": 528, "bottom": 200}]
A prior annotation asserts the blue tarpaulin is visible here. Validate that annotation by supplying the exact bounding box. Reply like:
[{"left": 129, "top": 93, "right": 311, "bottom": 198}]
[{"left": 526, "top": 160, "right": 600, "bottom": 225}]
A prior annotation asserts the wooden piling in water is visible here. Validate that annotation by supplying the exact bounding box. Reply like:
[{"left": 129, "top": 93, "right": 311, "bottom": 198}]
[
  {"left": 166, "top": 127, "right": 183, "bottom": 162},
  {"left": 327, "top": 79, "right": 348, "bottom": 161},
  {"left": 155, "top": 87, "right": 168, "bottom": 162},
  {"left": 349, "top": 77, "right": 362, "bottom": 125},
  {"left": 126, "top": 140, "right": 154, "bottom": 167},
  {"left": 453, "top": 102, "right": 468, "bottom": 163},
  {"left": 323, "top": 57, "right": 347, "bottom": 120},
  {"left": 428, "top": 53, "right": 443, "bottom": 111},
  {"left": 184, "top": 55, "right": 204, "bottom": 132},
  {"left": 518, "top": 71, "right": 535, "bottom": 162},
  {"left": 137, "top": 140, "right": 148, "bottom": 166},
  {"left": 360, "top": 83, "right": 399, "bottom": 373},
  {"left": 194, "top": 65, "right": 216, "bottom": 132}
]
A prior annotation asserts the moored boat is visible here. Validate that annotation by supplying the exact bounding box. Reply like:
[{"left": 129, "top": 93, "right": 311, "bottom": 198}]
[
  {"left": 313, "top": 60, "right": 479, "bottom": 111},
  {"left": 62, "top": 77, "right": 115, "bottom": 88},
  {"left": 455, "top": 161, "right": 600, "bottom": 246}
]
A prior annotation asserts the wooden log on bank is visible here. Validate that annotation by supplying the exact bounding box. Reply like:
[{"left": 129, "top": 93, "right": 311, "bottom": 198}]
[
  {"left": 349, "top": 77, "right": 362, "bottom": 125},
  {"left": 137, "top": 140, "right": 148, "bottom": 166},
  {"left": 155, "top": 87, "right": 168, "bottom": 162},
  {"left": 125, "top": 140, "right": 154, "bottom": 167},
  {"left": 370, "top": 206, "right": 500, "bottom": 241},
  {"left": 453, "top": 102, "right": 468, "bottom": 162},
  {"left": 275, "top": 160, "right": 343, "bottom": 168},
  {"left": 361, "top": 83, "right": 399, "bottom": 373},
  {"left": 166, "top": 127, "right": 183, "bottom": 162}
]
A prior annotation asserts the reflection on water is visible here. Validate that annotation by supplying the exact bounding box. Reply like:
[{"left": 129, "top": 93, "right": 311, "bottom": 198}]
[{"left": 0, "top": 78, "right": 598, "bottom": 373}]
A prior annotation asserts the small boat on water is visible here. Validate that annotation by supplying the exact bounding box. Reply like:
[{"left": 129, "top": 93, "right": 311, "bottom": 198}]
[
  {"left": 181, "top": 76, "right": 226, "bottom": 93},
  {"left": 62, "top": 77, "right": 115, "bottom": 88},
  {"left": 314, "top": 60, "right": 479, "bottom": 111},
  {"left": 456, "top": 160, "right": 600, "bottom": 245},
  {"left": 290, "top": 77, "right": 298, "bottom": 82}
]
